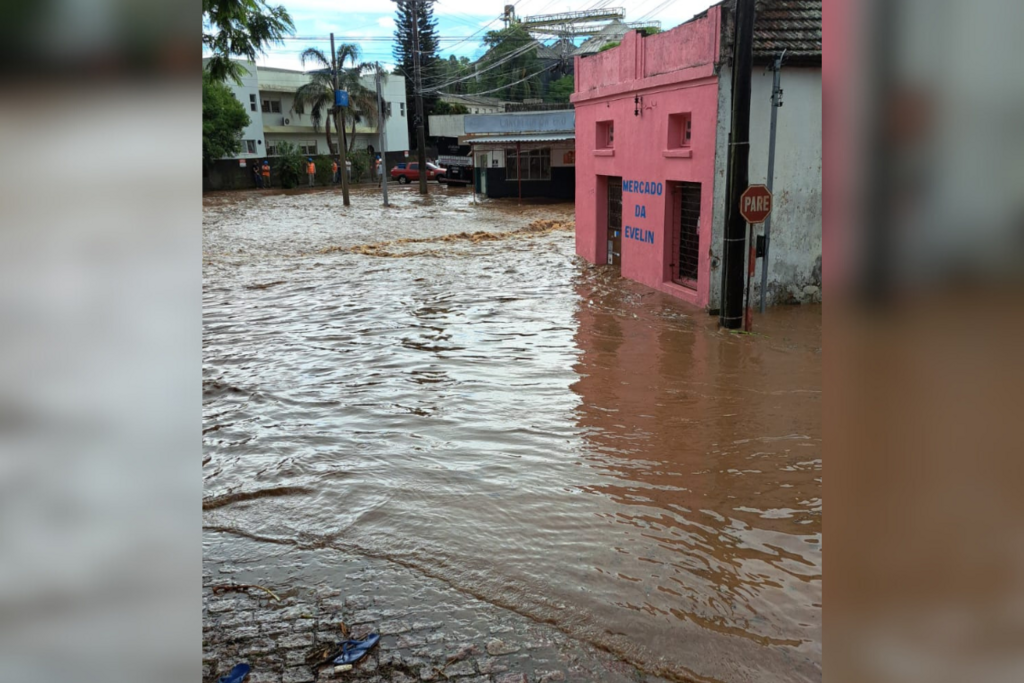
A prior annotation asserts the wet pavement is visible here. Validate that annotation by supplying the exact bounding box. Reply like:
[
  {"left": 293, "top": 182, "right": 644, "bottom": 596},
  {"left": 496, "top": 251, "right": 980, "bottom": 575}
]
[{"left": 203, "top": 185, "right": 821, "bottom": 683}]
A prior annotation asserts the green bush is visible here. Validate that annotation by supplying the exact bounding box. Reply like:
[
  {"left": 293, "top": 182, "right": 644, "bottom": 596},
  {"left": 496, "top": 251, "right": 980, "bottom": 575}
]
[
  {"left": 314, "top": 156, "right": 334, "bottom": 185},
  {"left": 275, "top": 141, "right": 303, "bottom": 188},
  {"left": 348, "top": 150, "right": 371, "bottom": 183}
]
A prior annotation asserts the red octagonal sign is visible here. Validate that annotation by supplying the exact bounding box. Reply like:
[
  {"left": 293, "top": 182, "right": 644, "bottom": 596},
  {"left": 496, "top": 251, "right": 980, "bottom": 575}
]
[{"left": 739, "top": 184, "right": 773, "bottom": 224}]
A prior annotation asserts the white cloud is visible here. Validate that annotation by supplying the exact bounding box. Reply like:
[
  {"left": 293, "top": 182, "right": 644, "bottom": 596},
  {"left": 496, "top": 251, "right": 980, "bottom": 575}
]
[{"left": 377, "top": 17, "right": 396, "bottom": 29}]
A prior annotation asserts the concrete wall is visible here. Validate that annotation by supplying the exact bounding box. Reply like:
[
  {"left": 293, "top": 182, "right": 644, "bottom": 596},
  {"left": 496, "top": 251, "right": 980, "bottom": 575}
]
[
  {"left": 709, "top": 65, "right": 822, "bottom": 308},
  {"left": 203, "top": 59, "right": 266, "bottom": 159},
  {"left": 464, "top": 111, "right": 575, "bottom": 135},
  {"left": 428, "top": 115, "right": 466, "bottom": 138},
  {"left": 572, "top": 9, "right": 722, "bottom": 309}
]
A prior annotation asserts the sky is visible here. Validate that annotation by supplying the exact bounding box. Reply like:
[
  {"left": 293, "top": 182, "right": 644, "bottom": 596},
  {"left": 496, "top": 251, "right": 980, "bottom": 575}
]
[{"left": 252, "top": 0, "right": 719, "bottom": 73}]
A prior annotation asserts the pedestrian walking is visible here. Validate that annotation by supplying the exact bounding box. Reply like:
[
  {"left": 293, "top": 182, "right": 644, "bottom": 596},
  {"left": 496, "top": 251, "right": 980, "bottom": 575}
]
[
  {"left": 307, "top": 158, "right": 316, "bottom": 187},
  {"left": 261, "top": 160, "right": 271, "bottom": 188},
  {"left": 252, "top": 162, "right": 263, "bottom": 189},
  {"left": 375, "top": 156, "right": 383, "bottom": 185},
  {"left": 332, "top": 160, "right": 339, "bottom": 184}
]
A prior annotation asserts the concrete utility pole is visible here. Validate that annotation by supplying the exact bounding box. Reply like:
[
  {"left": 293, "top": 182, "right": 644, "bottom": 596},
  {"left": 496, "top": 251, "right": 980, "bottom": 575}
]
[
  {"left": 331, "top": 32, "right": 350, "bottom": 206},
  {"left": 375, "top": 68, "right": 390, "bottom": 207},
  {"left": 410, "top": 0, "right": 429, "bottom": 195},
  {"left": 760, "top": 50, "right": 785, "bottom": 313},
  {"left": 719, "top": 0, "right": 756, "bottom": 329}
]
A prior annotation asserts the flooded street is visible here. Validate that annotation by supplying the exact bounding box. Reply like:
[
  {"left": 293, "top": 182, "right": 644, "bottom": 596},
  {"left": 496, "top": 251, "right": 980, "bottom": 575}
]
[{"left": 203, "top": 186, "right": 821, "bottom": 682}]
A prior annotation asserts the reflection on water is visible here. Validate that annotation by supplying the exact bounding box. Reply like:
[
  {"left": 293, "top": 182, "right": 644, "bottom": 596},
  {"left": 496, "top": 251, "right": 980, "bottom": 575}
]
[{"left": 203, "top": 186, "right": 821, "bottom": 682}]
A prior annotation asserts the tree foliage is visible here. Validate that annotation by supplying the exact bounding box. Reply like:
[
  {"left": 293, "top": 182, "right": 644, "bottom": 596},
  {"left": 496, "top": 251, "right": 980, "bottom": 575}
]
[
  {"left": 203, "top": 0, "right": 294, "bottom": 83},
  {"left": 475, "top": 25, "right": 544, "bottom": 101},
  {"left": 545, "top": 75, "right": 574, "bottom": 103},
  {"left": 431, "top": 100, "right": 468, "bottom": 115},
  {"left": 598, "top": 41, "right": 621, "bottom": 53},
  {"left": 393, "top": 0, "right": 440, "bottom": 144},
  {"left": 294, "top": 44, "right": 379, "bottom": 155},
  {"left": 435, "top": 55, "right": 473, "bottom": 95},
  {"left": 272, "top": 140, "right": 304, "bottom": 188},
  {"left": 202, "top": 72, "right": 249, "bottom": 166}
]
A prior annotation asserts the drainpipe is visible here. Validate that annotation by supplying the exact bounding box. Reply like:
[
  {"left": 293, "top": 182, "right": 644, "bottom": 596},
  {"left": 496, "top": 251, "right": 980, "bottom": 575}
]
[
  {"left": 759, "top": 50, "right": 785, "bottom": 312},
  {"left": 719, "top": 0, "right": 756, "bottom": 329}
]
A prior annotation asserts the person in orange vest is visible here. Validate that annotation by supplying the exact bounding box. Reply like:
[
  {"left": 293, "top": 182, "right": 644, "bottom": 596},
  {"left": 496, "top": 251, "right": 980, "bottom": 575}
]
[
  {"left": 261, "top": 160, "right": 271, "bottom": 188},
  {"left": 306, "top": 157, "right": 317, "bottom": 187},
  {"left": 331, "top": 160, "right": 339, "bottom": 184}
]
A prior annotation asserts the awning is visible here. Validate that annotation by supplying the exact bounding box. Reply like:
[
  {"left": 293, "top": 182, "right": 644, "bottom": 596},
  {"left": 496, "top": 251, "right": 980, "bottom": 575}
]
[
  {"left": 257, "top": 84, "right": 298, "bottom": 94},
  {"left": 461, "top": 132, "right": 575, "bottom": 145}
]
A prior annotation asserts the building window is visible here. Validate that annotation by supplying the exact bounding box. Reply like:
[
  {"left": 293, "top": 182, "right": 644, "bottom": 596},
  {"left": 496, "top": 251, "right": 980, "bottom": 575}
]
[
  {"left": 596, "top": 120, "right": 614, "bottom": 148},
  {"left": 266, "top": 141, "right": 278, "bottom": 156},
  {"left": 299, "top": 141, "right": 318, "bottom": 155},
  {"left": 244, "top": 140, "right": 257, "bottom": 154},
  {"left": 249, "top": 94, "right": 257, "bottom": 112},
  {"left": 505, "top": 148, "right": 551, "bottom": 181},
  {"left": 262, "top": 98, "right": 281, "bottom": 113},
  {"left": 400, "top": 102, "right": 406, "bottom": 116},
  {"left": 667, "top": 113, "right": 692, "bottom": 148}
]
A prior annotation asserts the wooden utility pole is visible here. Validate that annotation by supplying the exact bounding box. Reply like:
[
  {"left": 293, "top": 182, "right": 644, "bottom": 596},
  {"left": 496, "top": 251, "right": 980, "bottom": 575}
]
[
  {"left": 410, "top": 0, "right": 429, "bottom": 195},
  {"left": 331, "top": 32, "right": 350, "bottom": 206}
]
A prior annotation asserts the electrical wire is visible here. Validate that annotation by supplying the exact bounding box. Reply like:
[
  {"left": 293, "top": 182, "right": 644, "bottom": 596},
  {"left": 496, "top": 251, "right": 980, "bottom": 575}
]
[{"left": 436, "top": 62, "right": 557, "bottom": 97}]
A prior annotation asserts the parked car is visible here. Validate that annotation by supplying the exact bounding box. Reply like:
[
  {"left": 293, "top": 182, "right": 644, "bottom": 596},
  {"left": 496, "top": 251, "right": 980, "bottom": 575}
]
[{"left": 391, "top": 161, "right": 447, "bottom": 184}]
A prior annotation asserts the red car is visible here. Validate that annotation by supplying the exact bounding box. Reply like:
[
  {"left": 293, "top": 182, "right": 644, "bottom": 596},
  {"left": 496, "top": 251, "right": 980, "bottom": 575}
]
[{"left": 391, "top": 161, "right": 447, "bottom": 184}]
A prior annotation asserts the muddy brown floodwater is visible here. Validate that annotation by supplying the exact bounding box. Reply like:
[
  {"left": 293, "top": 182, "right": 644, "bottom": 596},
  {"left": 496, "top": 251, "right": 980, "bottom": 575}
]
[{"left": 203, "top": 185, "right": 821, "bottom": 682}]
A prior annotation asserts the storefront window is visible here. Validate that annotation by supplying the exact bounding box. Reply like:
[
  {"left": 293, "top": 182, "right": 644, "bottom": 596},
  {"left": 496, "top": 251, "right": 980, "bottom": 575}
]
[{"left": 505, "top": 148, "right": 551, "bottom": 181}]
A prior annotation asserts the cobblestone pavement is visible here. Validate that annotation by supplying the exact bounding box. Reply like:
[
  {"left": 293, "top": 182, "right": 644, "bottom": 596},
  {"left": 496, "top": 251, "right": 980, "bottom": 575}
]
[{"left": 203, "top": 532, "right": 676, "bottom": 683}]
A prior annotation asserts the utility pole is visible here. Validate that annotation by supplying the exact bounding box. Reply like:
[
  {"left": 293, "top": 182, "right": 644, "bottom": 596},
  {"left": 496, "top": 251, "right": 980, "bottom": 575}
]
[
  {"left": 375, "top": 68, "right": 390, "bottom": 207},
  {"left": 410, "top": 0, "right": 429, "bottom": 195},
  {"left": 331, "top": 32, "right": 350, "bottom": 206},
  {"left": 759, "top": 50, "right": 785, "bottom": 312},
  {"left": 719, "top": 0, "right": 755, "bottom": 329}
]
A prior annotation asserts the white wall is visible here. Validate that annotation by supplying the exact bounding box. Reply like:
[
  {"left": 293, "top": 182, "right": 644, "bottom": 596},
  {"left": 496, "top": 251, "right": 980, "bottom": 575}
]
[
  {"left": 710, "top": 65, "right": 822, "bottom": 308},
  {"left": 204, "top": 59, "right": 266, "bottom": 159},
  {"left": 379, "top": 75, "right": 410, "bottom": 153}
]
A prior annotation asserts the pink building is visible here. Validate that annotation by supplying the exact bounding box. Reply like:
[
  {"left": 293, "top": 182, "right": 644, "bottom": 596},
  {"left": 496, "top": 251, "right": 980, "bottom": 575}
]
[{"left": 572, "top": 1, "right": 822, "bottom": 311}]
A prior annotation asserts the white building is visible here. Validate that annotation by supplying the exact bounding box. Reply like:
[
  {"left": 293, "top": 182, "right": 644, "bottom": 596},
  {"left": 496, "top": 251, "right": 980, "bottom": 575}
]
[
  {"left": 205, "top": 60, "right": 267, "bottom": 160},
  {"left": 206, "top": 59, "right": 409, "bottom": 159}
]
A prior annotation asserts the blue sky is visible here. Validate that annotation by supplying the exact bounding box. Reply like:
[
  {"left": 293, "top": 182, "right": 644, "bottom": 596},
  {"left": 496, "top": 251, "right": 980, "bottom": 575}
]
[{"left": 253, "top": 0, "right": 718, "bottom": 71}]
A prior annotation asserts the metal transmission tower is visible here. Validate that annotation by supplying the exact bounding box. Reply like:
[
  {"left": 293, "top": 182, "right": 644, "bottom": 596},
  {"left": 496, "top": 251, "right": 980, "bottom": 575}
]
[{"left": 517, "top": 8, "right": 660, "bottom": 73}]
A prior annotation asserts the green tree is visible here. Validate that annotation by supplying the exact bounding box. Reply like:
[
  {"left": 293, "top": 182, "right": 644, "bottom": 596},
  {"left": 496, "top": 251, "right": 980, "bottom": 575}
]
[
  {"left": 598, "top": 41, "right": 620, "bottom": 53},
  {"left": 436, "top": 55, "right": 473, "bottom": 95},
  {"left": 202, "top": 72, "right": 249, "bottom": 166},
  {"left": 393, "top": 0, "right": 440, "bottom": 144},
  {"left": 431, "top": 100, "right": 468, "bottom": 115},
  {"left": 203, "top": 0, "right": 294, "bottom": 83},
  {"left": 293, "top": 44, "right": 378, "bottom": 156},
  {"left": 474, "top": 25, "right": 543, "bottom": 101},
  {"left": 546, "top": 75, "right": 574, "bottom": 103},
  {"left": 272, "top": 140, "right": 303, "bottom": 189}
]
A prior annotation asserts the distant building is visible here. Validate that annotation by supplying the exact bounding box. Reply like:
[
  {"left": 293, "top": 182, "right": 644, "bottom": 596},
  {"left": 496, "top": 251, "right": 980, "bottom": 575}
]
[
  {"left": 208, "top": 60, "right": 267, "bottom": 160},
  {"left": 203, "top": 59, "right": 410, "bottom": 160},
  {"left": 572, "top": 0, "right": 821, "bottom": 309},
  {"left": 439, "top": 94, "right": 507, "bottom": 114},
  {"left": 460, "top": 111, "right": 575, "bottom": 200}
]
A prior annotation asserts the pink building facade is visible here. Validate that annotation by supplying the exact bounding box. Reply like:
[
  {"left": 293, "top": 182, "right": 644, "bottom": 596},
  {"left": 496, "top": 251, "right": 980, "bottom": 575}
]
[{"left": 572, "top": 1, "right": 822, "bottom": 310}]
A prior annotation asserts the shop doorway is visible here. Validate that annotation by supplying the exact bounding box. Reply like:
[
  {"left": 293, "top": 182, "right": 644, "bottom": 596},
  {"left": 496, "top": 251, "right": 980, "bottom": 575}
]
[
  {"left": 671, "top": 182, "right": 701, "bottom": 287},
  {"left": 606, "top": 177, "right": 622, "bottom": 268}
]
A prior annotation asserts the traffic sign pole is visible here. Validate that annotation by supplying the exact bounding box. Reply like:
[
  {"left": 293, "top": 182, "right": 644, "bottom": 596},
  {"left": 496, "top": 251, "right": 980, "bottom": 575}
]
[{"left": 737, "top": 184, "right": 773, "bottom": 331}]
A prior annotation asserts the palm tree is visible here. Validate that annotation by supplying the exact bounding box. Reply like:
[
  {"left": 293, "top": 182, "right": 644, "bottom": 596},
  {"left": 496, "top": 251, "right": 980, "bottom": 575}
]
[
  {"left": 294, "top": 44, "right": 378, "bottom": 155},
  {"left": 292, "top": 66, "right": 338, "bottom": 154}
]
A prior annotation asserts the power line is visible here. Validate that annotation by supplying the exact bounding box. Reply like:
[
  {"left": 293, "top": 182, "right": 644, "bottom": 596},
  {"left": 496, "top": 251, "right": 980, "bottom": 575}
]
[{"left": 437, "top": 62, "right": 557, "bottom": 97}]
